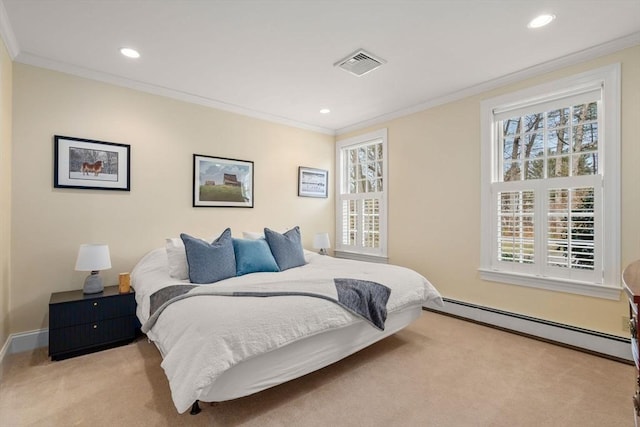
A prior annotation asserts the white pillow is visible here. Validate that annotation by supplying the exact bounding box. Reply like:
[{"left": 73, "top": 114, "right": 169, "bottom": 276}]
[
  {"left": 165, "top": 237, "right": 189, "bottom": 280},
  {"left": 242, "top": 231, "right": 265, "bottom": 240}
]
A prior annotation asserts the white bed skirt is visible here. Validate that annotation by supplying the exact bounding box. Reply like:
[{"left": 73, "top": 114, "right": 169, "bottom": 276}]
[{"left": 192, "top": 304, "right": 423, "bottom": 403}]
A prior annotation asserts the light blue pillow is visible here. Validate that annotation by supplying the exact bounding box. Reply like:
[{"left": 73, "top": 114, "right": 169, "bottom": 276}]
[
  {"left": 264, "top": 226, "right": 306, "bottom": 271},
  {"left": 180, "top": 228, "right": 236, "bottom": 284},
  {"left": 232, "top": 238, "right": 280, "bottom": 276}
]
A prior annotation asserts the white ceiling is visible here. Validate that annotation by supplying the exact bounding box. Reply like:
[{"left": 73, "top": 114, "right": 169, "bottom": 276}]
[{"left": 1, "top": 1, "right": 639, "bottom": 135}]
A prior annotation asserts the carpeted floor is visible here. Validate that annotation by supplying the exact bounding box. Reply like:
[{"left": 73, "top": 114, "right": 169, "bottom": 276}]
[{"left": 0, "top": 311, "right": 635, "bottom": 426}]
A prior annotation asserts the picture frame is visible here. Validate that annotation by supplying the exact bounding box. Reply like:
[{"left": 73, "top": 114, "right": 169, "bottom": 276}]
[
  {"left": 54, "top": 135, "right": 131, "bottom": 191},
  {"left": 193, "top": 154, "right": 254, "bottom": 208},
  {"left": 298, "top": 166, "right": 328, "bottom": 198}
]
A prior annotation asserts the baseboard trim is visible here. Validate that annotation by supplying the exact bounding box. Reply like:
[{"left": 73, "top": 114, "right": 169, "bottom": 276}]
[
  {"left": 0, "top": 336, "right": 9, "bottom": 359},
  {"left": 11, "top": 328, "right": 48, "bottom": 354},
  {"left": 0, "top": 336, "right": 9, "bottom": 381},
  {"left": 0, "top": 328, "right": 48, "bottom": 366},
  {"left": 0, "top": 329, "right": 48, "bottom": 382},
  {"left": 425, "top": 298, "right": 632, "bottom": 362}
]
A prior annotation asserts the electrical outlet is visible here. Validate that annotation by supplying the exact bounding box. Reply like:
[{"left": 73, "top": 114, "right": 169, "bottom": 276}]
[{"left": 622, "top": 315, "right": 631, "bottom": 332}]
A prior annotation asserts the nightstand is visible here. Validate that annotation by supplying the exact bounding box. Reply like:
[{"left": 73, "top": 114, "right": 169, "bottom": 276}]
[{"left": 48, "top": 285, "right": 137, "bottom": 360}]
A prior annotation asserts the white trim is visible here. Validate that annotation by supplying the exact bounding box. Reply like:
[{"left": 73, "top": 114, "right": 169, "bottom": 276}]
[
  {"left": 5, "top": 15, "right": 637, "bottom": 137},
  {"left": 425, "top": 298, "right": 632, "bottom": 362},
  {"left": 0, "top": 335, "right": 10, "bottom": 373},
  {"left": 333, "top": 250, "right": 389, "bottom": 264},
  {"left": 13, "top": 52, "right": 335, "bottom": 136},
  {"left": 335, "top": 129, "right": 388, "bottom": 257},
  {"left": 1, "top": 329, "right": 49, "bottom": 381},
  {"left": 478, "top": 269, "right": 621, "bottom": 300},
  {"left": 0, "top": 329, "right": 48, "bottom": 364},
  {"left": 336, "top": 32, "right": 640, "bottom": 136},
  {"left": 480, "top": 64, "right": 621, "bottom": 297},
  {"left": 1, "top": 329, "right": 49, "bottom": 380},
  {"left": 492, "top": 87, "right": 601, "bottom": 121},
  {"left": 9, "top": 328, "right": 48, "bottom": 354},
  {"left": 0, "top": 0, "right": 19, "bottom": 59},
  {"left": 601, "top": 64, "right": 621, "bottom": 290},
  {"left": 480, "top": 97, "right": 494, "bottom": 273}
]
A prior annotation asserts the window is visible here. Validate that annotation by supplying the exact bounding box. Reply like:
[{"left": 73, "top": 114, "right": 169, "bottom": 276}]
[
  {"left": 335, "top": 129, "right": 388, "bottom": 261},
  {"left": 480, "top": 64, "right": 620, "bottom": 299}
]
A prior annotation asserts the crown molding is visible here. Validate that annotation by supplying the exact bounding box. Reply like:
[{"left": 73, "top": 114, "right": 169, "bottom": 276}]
[
  {"left": 1, "top": 0, "right": 334, "bottom": 134},
  {"left": 13, "top": 51, "right": 336, "bottom": 136},
  {"left": 0, "top": 0, "right": 19, "bottom": 58},
  {"left": 4, "top": 8, "right": 638, "bottom": 139},
  {"left": 336, "top": 32, "right": 640, "bottom": 136}
]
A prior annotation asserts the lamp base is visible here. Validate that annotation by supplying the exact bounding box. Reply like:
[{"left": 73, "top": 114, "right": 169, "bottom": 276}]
[{"left": 83, "top": 271, "right": 104, "bottom": 294}]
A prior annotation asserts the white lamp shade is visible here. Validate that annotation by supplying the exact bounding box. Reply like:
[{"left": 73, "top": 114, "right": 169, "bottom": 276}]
[
  {"left": 313, "top": 233, "right": 331, "bottom": 249},
  {"left": 75, "top": 244, "right": 112, "bottom": 271}
]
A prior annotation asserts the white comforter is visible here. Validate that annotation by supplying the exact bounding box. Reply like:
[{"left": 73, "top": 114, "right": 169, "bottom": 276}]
[{"left": 132, "top": 248, "right": 443, "bottom": 413}]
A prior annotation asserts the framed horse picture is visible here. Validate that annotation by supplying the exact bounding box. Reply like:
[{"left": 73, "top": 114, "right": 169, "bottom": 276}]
[{"left": 54, "top": 135, "right": 131, "bottom": 191}]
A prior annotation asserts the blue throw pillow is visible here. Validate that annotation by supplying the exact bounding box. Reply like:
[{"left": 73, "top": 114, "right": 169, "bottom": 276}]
[
  {"left": 264, "top": 226, "right": 306, "bottom": 271},
  {"left": 232, "top": 238, "right": 280, "bottom": 276},
  {"left": 180, "top": 228, "right": 236, "bottom": 284}
]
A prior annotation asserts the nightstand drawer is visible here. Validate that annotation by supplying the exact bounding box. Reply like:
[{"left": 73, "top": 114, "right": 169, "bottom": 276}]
[
  {"left": 50, "top": 293, "right": 135, "bottom": 329},
  {"left": 49, "top": 316, "right": 136, "bottom": 356}
]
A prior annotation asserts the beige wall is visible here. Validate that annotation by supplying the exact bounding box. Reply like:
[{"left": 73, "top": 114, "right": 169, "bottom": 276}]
[
  {"left": 11, "top": 64, "right": 334, "bottom": 334},
  {"left": 6, "top": 46, "right": 640, "bottom": 339},
  {"left": 340, "top": 46, "right": 640, "bottom": 337},
  {"left": 0, "top": 36, "right": 12, "bottom": 349}
]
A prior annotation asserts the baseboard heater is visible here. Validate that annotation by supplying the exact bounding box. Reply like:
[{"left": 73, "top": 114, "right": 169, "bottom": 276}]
[{"left": 424, "top": 297, "right": 632, "bottom": 363}]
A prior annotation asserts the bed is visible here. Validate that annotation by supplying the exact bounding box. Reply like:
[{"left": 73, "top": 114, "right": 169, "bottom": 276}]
[{"left": 132, "top": 230, "right": 443, "bottom": 415}]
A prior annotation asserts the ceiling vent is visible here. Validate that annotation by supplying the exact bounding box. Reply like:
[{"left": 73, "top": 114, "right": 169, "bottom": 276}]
[{"left": 334, "top": 49, "right": 386, "bottom": 77}]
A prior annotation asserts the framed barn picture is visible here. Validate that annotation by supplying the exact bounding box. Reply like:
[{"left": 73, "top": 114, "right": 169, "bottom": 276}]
[
  {"left": 298, "top": 167, "right": 328, "bottom": 198},
  {"left": 193, "top": 154, "right": 254, "bottom": 208},
  {"left": 54, "top": 135, "right": 131, "bottom": 191}
]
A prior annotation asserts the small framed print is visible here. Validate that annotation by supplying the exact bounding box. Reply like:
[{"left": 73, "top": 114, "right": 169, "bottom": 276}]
[
  {"left": 193, "top": 154, "right": 254, "bottom": 208},
  {"left": 298, "top": 167, "right": 328, "bottom": 198},
  {"left": 54, "top": 135, "right": 130, "bottom": 191}
]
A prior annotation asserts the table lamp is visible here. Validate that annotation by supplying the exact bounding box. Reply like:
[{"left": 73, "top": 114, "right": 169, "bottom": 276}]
[
  {"left": 75, "top": 244, "right": 112, "bottom": 294},
  {"left": 313, "top": 232, "right": 331, "bottom": 255}
]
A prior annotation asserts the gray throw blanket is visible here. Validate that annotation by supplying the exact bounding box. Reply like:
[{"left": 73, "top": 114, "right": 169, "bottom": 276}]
[{"left": 144, "top": 278, "right": 391, "bottom": 333}]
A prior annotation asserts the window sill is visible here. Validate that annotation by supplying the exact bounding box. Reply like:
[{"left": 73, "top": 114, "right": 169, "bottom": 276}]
[
  {"left": 478, "top": 268, "right": 621, "bottom": 300},
  {"left": 334, "top": 251, "right": 388, "bottom": 264}
]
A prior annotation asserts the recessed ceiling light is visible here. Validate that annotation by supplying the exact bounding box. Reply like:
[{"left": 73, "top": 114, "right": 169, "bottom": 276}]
[
  {"left": 527, "top": 14, "right": 556, "bottom": 29},
  {"left": 320, "top": 108, "right": 331, "bottom": 114},
  {"left": 120, "top": 47, "right": 140, "bottom": 58}
]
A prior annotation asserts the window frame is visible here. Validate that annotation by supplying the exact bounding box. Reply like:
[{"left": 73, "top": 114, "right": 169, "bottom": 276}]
[
  {"left": 479, "top": 64, "right": 621, "bottom": 300},
  {"left": 335, "top": 129, "right": 388, "bottom": 261}
]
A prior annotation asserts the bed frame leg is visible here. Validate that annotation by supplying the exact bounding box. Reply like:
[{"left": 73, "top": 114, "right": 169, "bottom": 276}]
[{"left": 190, "top": 401, "right": 201, "bottom": 415}]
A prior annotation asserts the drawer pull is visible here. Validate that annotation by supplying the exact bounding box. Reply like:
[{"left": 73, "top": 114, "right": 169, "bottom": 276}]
[
  {"left": 93, "top": 302, "right": 98, "bottom": 307},
  {"left": 93, "top": 324, "right": 97, "bottom": 329}
]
